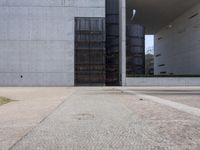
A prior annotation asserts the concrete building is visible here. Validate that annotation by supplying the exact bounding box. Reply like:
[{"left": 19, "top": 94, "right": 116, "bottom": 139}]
[
  {"left": 125, "top": 0, "right": 200, "bottom": 86},
  {"left": 127, "top": 0, "right": 200, "bottom": 75},
  {"left": 0, "top": 0, "right": 106, "bottom": 86},
  {"left": 154, "top": 3, "right": 200, "bottom": 75},
  {"left": 0, "top": 0, "right": 128, "bottom": 86},
  {"left": 126, "top": 0, "right": 200, "bottom": 76},
  {"left": 0, "top": 0, "right": 200, "bottom": 86}
]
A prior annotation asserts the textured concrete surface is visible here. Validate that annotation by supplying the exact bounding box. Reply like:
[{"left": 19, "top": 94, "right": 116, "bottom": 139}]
[
  {"left": 0, "top": 0, "right": 105, "bottom": 86},
  {"left": 126, "top": 90, "right": 200, "bottom": 117},
  {"left": 0, "top": 87, "right": 200, "bottom": 150},
  {"left": 0, "top": 87, "right": 75, "bottom": 150},
  {"left": 154, "top": 3, "right": 200, "bottom": 75},
  {"left": 140, "top": 89, "right": 200, "bottom": 109}
]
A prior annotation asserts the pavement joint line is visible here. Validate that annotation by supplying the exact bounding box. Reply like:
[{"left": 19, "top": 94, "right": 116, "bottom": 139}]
[
  {"left": 8, "top": 89, "right": 77, "bottom": 150},
  {"left": 124, "top": 90, "right": 200, "bottom": 117}
]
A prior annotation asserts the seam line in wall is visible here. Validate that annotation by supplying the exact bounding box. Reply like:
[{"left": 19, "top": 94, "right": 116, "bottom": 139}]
[
  {"left": 0, "top": 6, "right": 104, "bottom": 8},
  {"left": 0, "top": 72, "right": 74, "bottom": 73},
  {"left": 0, "top": 40, "right": 73, "bottom": 42}
]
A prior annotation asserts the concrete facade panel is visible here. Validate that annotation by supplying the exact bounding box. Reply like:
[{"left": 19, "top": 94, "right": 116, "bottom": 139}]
[
  {"left": 0, "top": 41, "right": 74, "bottom": 72},
  {"left": 0, "top": 0, "right": 64, "bottom": 6},
  {"left": 0, "top": 0, "right": 105, "bottom": 86},
  {"left": 75, "top": 8, "right": 105, "bottom": 17},
  {"left": 74, "top": 0, "right": 105, "bottom": 8},
  {"left": 0, "top": 72, "right": 74, "bottom": 86},
  {"left": 154, "top": 3, "right": 200, "bottom": 75},
  {"left": 0, "top": 0, "right": 105, "bottom": 7},
  {"left": 0, "top": 7, "right": 74, "bottom": 41}
]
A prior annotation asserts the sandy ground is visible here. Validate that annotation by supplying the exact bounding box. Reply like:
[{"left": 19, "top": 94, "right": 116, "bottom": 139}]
[{"left": 0, "top": 87, "right": 200, "bottom": 150}]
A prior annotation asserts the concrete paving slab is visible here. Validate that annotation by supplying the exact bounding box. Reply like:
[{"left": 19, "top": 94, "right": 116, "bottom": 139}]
[
  {"left": 2, "top": 87, "right": 199, "bottom": 150},
  {"left": 124, "top": 87, "right": 200, "bottom": 109},
  {"left": 0, "top": 87, "right": 75, "bottom": 150},
  {"left": 126, "top": 90, "right": 200, "bottom": 117},
  {"left": 146, "top": 93, "right": 200, "bottom": 109}
]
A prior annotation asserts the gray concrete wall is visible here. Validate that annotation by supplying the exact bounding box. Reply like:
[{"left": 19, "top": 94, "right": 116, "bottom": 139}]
[
  {"left": 0, "top": 0, "right": 105, "bottom": 86},
  {"left": 126, "top": 77, "right": 200, "bottom": 86},
  {"left": 154, "top": 3, "right": 200, "bottom": 75}
]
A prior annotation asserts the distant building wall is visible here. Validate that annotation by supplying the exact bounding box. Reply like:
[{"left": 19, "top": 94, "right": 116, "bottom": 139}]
[
  {"left": 154, "top": 3, "right": 200, "bottom": 75},
  {"left": 0, "top": 0, "right": 105, "bottom": 86}
]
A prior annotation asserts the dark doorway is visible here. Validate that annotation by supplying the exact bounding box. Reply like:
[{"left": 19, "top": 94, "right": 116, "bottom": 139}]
[{"left": 75, "top": 18, "right": 106, "bottom": 86}]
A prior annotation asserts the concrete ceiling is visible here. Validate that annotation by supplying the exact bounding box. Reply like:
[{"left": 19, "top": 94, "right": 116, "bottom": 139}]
[{"left": 126, "top": 0, "right": 200, "bottom": 34}]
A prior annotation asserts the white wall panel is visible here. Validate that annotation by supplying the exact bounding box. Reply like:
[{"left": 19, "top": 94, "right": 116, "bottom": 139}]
[{"left": 154, "top": 3, "right": 200, "bottom": 75}]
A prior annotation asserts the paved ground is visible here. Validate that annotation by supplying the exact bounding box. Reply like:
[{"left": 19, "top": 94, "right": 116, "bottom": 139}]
[
  {"left": 141, "top": 89, "right": 200, "bottom": 108},
  {"left": 0, "top": 87, "right": 75, "bottom": 150},
  {"left": 0, "top": 87, "right": 200, "bottom": 150}
]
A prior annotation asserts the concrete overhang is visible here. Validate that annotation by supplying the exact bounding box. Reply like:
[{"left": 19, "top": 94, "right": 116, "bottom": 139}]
[{"left": 126, "top": 0, "right": 200, "bottom": 34}]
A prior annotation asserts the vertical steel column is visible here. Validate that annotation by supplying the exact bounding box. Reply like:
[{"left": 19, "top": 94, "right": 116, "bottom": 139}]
[{"left": 119, "top": 0, "right": 126, "bottom": 86}]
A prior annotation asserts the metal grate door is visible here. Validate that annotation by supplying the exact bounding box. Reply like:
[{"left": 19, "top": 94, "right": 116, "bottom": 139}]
[
  {"left": 106, "top": 0, "right": 120, "bottom": 86},
  {"left": 75, "top": 18, "right": 106, "bottom": 86}
]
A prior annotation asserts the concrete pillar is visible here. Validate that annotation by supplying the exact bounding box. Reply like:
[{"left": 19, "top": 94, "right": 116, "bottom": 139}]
[{"left": 119, "top": 0, "right": 126, "bottom": 86}]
